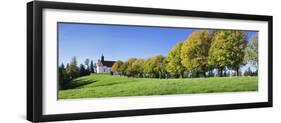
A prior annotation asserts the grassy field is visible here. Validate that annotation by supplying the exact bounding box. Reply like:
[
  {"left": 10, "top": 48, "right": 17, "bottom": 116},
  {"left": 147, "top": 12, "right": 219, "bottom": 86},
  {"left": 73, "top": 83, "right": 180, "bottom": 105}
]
[{"left": 58, "top": 74, "right": 258, "bottom": 99}]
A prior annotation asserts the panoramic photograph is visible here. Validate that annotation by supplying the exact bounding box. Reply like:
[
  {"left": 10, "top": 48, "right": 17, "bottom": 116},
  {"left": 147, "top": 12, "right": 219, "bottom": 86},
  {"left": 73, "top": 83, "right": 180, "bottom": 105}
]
[{"left": 58, "top": 23, "right": 258, "bottom": 99}]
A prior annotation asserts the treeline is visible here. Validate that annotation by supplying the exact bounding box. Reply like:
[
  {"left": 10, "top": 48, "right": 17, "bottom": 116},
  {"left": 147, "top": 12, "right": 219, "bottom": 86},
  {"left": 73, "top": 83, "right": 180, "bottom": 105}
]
[
  {"left": 59, "top": 57, "right": 96, "bottom": 89},
  {"left": 112, "top": 30, "right": 258, "bottom": 78}
]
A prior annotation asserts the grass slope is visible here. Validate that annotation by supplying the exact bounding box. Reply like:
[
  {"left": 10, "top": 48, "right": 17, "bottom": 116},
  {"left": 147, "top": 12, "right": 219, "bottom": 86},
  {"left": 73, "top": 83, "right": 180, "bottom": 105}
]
[{"left": 59, "top": 74, "right": 258, "bottom": 99}]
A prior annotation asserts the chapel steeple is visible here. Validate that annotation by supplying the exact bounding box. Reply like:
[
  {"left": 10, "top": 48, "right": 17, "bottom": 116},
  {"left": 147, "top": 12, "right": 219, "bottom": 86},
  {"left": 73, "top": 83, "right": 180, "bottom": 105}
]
[{"left": 101, "top": 54, "right": 104, "bottom": 62}]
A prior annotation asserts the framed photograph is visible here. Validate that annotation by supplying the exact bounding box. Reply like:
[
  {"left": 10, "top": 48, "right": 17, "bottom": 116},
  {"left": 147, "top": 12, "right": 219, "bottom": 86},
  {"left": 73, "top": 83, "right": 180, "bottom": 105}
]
[{"left": 27, "top": 1, "right": 273, "bottom": 122}]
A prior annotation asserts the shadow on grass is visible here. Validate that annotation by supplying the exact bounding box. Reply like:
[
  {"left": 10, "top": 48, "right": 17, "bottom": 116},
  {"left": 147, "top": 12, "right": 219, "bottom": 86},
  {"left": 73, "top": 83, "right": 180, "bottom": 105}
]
[{"left": 62, "top": 79, "right": 96, "bottom": 90}]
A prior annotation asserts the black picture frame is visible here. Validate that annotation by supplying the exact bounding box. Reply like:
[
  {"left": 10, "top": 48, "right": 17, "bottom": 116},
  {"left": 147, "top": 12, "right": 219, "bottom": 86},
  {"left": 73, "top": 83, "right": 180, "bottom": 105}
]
[{"left": 27, "top": 1, "right": 273, "bottom": 122}]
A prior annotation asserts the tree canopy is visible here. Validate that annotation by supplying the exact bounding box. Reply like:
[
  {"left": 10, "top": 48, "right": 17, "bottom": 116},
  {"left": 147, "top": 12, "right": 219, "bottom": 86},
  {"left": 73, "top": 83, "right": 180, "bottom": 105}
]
[
  {"left": 166, "top": 42, "right": 185, "bottom": 78},
  {"left": 112, "top": 60, "right": 124, "bottom": 75},
  {"left": 89, "top": 60, "right": 95, "bottom": 73},
  {"left": 208, "top": 30, "right": 247, "bottom": 76},
  {"left": 181, "top": 30, "right": 212, "bottom": 77},
  {"left": 125, "top": 58, "right": 137, "bottom": 77},
  {"left": 66, "top": 57, "right": 79, "bottom": 79},
  {"left": 131, "top": 59, "right": 145, "bottom": 77}
]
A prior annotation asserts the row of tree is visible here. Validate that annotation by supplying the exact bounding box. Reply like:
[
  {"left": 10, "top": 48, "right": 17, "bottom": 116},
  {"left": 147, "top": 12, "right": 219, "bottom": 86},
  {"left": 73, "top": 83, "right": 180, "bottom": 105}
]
[
  {"left": 112, "top": 55, "right": 167, "bottom": 78},
  {"left": 112, "top": 30, "right": 258, "bottom": 78},
  {"left": 58, "top": 58, "right": 96, "bottom": 89}
]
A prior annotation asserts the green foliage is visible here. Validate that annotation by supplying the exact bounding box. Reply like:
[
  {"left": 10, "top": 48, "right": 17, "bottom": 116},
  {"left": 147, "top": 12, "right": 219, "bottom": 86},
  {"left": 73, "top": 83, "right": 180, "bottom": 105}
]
[
  {"left": 244, "top": 67, "right": 252, "bottom": 76},
  {"left": 59, "top": 74, "right": 258, "bottom": 99},
  {"left": 66, "top": 57, "right": 79, "bottom": 79},
  {"left": 84, "top": 59, "right": 89, "bottom": 68},
  {"left": 89, "top": 60, "right": 95, "bottom": 73},
  {"left": 208, "top": 30, "right": 247, "bottom": 76},
  {"left": 59, "top": 63, "right": 70, "bottom": 90},
  {"left": 244, "top": 67, "right": 258, "bottom": 76},
  {"left": 79, "top": 64, "right": 90, "bottom": 76},
  {"left": 166, "top": 42, "right": 185, "bottom": 78},
  {"left": 79, "top": 64, "right": 86, "bottom": 75},
  {"left": 59, "top": 57, "right": 93, "bottom": 90},
  {"left": 181, "top": 30, "right": 212, "bottom": 77}
]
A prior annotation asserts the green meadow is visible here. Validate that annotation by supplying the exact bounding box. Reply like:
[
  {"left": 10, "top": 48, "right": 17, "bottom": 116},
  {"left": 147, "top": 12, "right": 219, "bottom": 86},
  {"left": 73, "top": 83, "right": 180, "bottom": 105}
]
[{"left": 58, "top": 74, "right": 258, "bottom": 99}]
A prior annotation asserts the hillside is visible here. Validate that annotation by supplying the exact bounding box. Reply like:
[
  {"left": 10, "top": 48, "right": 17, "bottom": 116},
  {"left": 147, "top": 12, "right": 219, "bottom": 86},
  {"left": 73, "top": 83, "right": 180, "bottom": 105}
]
[{"left": 59, "top": 74, "right": 258, "bottom": 99}]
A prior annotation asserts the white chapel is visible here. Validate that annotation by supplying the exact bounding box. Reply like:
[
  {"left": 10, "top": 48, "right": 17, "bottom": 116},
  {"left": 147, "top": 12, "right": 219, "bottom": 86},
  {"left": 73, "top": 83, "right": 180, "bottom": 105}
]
[{"left": 96, "top": 55, "right": 115, "bottom": 73}]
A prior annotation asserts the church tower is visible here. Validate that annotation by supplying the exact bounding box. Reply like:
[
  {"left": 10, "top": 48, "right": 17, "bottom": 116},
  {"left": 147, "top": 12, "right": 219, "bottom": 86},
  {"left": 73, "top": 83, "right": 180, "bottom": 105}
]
[
  {"left": 96, "top": 54, "right": 115, "bottom": 74},
  {"left": 101, "top": 54, "right": 104, "bottom": 62}
]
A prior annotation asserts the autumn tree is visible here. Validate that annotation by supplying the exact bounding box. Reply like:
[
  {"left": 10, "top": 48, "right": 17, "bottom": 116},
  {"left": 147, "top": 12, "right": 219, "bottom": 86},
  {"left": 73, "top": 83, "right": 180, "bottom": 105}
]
[
  {"left": 144, "top": 55, "right": 166, "bottom": 78},
  {"left": 120, "top": 62, "right": 128, "bottom": 76},
  {"left": 124, "top": 58, "right": 137, "bottom": 77},
  {"left": 112, "top": 60, "right": 124, "bottom": 76},
  {"left": 181, "top": 30, "right": 212, "bottom": 77},
  {"left": 144, "top": 57, "right": 155, "bottom": 78},
  {"left": 131, "top": 59, "right": 145, "bottom": 77},
  {"left": 166, "top": 42, "right": 185, "bottom": 78},
  {"left": 154, "top": 55, "right": 167, "bottom": 78},
  {"left": 208, "top": 30, "right": 247, "bottom": 76}
]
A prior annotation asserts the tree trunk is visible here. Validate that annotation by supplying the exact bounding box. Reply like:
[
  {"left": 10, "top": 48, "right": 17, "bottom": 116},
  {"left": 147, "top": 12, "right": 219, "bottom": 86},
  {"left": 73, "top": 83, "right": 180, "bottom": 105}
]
[
  {"left": 219, "top": 68, "right": 223, "bottom": 77},
  {"left": 180, "top": 71, "right": 184, "bottom": 78},
  {"left": 236, "top": 68, "right": 239, "bottom": 76},
  {"left": 203, "top": 72, "right": 206, "bottom": 77}
]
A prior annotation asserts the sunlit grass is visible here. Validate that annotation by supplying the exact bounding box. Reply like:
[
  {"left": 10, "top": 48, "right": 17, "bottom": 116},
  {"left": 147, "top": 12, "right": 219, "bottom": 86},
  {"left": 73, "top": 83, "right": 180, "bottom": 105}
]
[{"left": 58, "top": 74, "right": 258, "bottom": 99}]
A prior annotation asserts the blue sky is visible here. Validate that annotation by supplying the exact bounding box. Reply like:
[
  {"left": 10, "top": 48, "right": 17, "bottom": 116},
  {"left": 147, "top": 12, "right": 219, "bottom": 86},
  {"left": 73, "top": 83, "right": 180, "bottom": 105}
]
[{"left": 58, "top": 23, "right": 257, "bottom": 72}]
